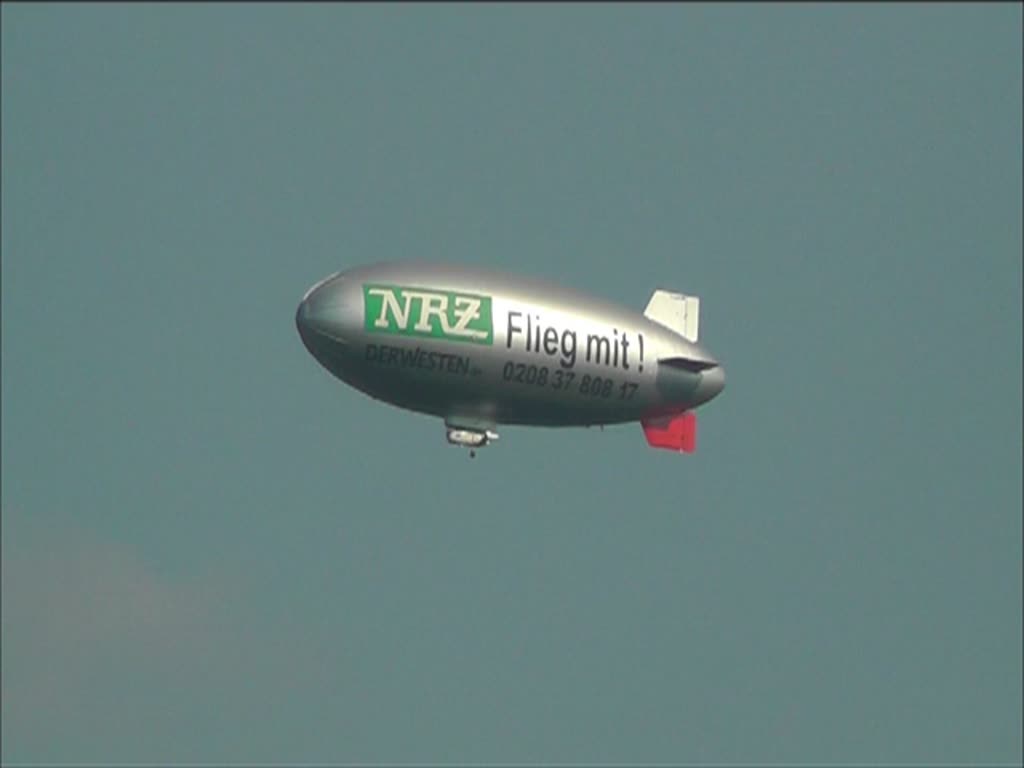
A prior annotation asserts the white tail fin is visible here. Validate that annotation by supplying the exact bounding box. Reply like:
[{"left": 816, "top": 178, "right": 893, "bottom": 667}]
[{"left": 644, "top": 290, "right": 700, "bottom": 342}]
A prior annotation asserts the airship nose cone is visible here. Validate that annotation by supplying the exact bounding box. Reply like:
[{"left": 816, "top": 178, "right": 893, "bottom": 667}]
[
  {"left": 693, "top": 364, "right": 726, "bottom": 406},
  {"left": 296, "top": 273, "right": 347, "bottom": 353},
  {"left": 295, "top": 298, "right": 315, "bottom": 346},
  {"left": 295, "top": 292, "right": 328, "bottom": 344}
]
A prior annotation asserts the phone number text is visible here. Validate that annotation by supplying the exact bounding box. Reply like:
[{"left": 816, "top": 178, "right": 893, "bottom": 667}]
[{"left": 501, "top": 362, "right": 637, "bottom": 400}]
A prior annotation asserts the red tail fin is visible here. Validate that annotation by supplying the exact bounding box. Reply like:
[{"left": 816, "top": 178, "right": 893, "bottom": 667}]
[{"left": 642, "top": 412, "right": 697, "bottom": 453}]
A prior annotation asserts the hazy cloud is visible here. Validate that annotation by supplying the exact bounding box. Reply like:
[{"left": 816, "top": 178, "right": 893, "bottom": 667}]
[{"left": 1, "top": 510, "right": 332, "bottom": 762}]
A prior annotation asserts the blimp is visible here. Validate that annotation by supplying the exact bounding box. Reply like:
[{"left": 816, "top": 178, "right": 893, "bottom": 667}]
[{"left": 296, "top": 263, "right": 725, "bottom": 456}]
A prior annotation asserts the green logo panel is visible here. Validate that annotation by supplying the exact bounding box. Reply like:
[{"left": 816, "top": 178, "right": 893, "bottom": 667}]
[{"left": 363, "top": 283, "right": 493, "bottom": 345}]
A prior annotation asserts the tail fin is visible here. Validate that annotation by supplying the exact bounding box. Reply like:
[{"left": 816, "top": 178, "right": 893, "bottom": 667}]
[
  {"left": 642, "top": 412, "right": 697, "bottom": 453},
  {"left": 644, "top": 290, "right": 700, "bottom": 342}
]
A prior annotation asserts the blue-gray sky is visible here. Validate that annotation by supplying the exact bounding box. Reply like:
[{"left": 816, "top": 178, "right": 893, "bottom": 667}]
[{"left": 2, "top": 4, "right": 1021, "bottom": 764}]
